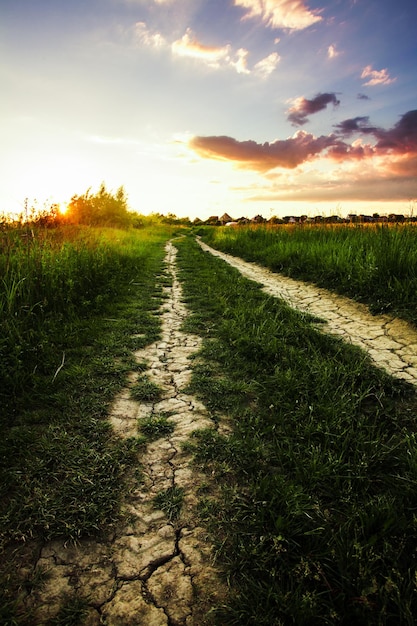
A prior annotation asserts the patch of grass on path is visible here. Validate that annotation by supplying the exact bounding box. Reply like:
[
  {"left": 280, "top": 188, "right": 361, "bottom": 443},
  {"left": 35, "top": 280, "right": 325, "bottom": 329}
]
[{"left": 176, "top": 235, "right": 417, "bottom": 625}]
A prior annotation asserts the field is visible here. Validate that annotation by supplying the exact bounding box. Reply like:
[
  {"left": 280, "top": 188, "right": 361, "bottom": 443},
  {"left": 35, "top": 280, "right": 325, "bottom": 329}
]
[
  {"left": 201, "top": 222, "right": 417, "bottom": 324},
  {"left": 1, "top": 220, "right": 417, "bottom": 624},
  {"left": 176, "top": 233, "right": 417, "bottom": 625},
  {"left": 0, "top": 221, "right": 176, "bottom": 621}
]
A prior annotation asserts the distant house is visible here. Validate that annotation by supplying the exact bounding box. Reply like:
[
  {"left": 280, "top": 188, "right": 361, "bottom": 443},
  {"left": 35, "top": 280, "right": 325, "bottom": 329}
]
[
  {"left": 206, "top": 215, "right": 219, "bottom": 225},
  {"left": 252, "top": 214, "right": 266, "bottom": 223},
  {"left": 219, "top": 213, "right": 234, "bottom": 225}
]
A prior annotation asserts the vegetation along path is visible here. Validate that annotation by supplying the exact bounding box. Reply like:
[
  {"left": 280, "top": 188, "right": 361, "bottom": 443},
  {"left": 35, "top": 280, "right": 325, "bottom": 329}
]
[
  {"left": 28, "top": 241, "right": 225, "bottom": 625},
  {"left": 198, "top": 238, "right": 417, "bottom": 386}
]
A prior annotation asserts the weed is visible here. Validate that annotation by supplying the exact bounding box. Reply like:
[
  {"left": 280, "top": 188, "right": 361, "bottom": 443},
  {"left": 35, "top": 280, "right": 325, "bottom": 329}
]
[
  {"left": 131, "top": 375, "right": 163, "bottom": 402},
  {"left": 50, "top": 595, "right": 89, "bottom": 625},
  {"left": 153, "top": 486, "right": 184, "bottom": 522},
  {"left": 138, "top": 414, "right": 175, "bottom": 440}
]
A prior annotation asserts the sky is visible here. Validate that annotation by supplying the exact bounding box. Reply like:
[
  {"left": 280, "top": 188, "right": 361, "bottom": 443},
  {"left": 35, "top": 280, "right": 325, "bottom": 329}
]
[{"left": 1, "top": 0, "right": 416, "bottom": 221}]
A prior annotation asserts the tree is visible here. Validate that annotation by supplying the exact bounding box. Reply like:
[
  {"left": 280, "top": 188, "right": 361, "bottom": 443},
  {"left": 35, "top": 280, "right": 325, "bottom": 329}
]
[{"left": 66, "top": 184, "right": 131, "bottom": 227}]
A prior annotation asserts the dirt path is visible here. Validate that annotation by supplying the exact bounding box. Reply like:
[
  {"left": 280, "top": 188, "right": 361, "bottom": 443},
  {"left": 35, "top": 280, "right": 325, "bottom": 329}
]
[
  {"left": 198, "top": 238, "right": 417, "bottom": 386},
  {"left": 27, "top": 242, "right": 225, "bottom": 625}
]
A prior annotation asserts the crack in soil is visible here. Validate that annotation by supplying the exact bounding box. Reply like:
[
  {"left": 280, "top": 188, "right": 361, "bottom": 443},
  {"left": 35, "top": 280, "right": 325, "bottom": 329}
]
[{"left": 24, "top": 241, "right": 226, "bottom": 625}]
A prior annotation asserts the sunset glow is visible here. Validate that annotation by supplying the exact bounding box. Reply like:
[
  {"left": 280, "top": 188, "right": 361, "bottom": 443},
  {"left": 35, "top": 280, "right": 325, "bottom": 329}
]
[{"left": 1, "top": 0, "right": 416, "bottom": 220}]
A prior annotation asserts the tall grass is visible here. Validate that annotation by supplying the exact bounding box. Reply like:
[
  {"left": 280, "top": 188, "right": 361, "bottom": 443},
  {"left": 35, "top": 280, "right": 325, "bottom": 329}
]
[
  {"left": 0, "top": 223, "right": 177, "bottom": 621},
  {"left": 176, "top": 235, "right": 417, "bottom": 625},
  {"left": 201, "top": 223, "right": 417, "bottom": 323},
  {"left": 0, "top": 225, "right": 171, "bottom": 416}
]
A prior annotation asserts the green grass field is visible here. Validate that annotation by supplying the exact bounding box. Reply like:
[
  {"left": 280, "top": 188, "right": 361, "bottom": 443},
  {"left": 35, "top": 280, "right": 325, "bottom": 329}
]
[
  {"left": 200, "top": 222, "right": 417, "bottom": 325},
  {"left": 2, "top": 220, "right": 417, "bottom": 624},
  {"left": 175, "top": 234, "right": 417, "bottom": 625},
  {"left": 0, "top": 222, "right": 176, "bottom": 621}
]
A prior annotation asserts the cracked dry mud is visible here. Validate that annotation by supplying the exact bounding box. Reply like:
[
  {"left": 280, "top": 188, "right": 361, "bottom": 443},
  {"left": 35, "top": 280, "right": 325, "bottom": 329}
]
[
  {"left": 28, "top": 242, "right": 225, "bottom": 625},
  {"left": 198, "top": 239, "right": 417, "bottom": 386}
]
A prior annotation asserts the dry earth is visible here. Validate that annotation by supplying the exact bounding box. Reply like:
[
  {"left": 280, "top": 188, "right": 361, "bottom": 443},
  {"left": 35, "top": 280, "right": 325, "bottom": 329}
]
[
  {"left": 198, "top": 238, "right": 417, "bottom": 386},
  {"left": 23, "top": 241, "right": 226, "bottom": 625}
]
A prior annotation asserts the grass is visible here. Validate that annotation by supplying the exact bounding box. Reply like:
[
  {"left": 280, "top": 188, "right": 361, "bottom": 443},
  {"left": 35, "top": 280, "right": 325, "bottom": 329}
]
[
  {"left": 175, "top": 234, "right": 417, "bottom": 625},
  {"left": 50, "top": 596, "right": 89, "bottom": 625},
  {"left": 153, "top": 486, "right": 184, "bottom": 522},
  {"left": 200, "top": 223, "right": 417, "bottom": 324},
  {"left": 131, "top": 375, "right": 164, "bottom": 402},
  {"left": 138, "top": 414, "right": 175, "bottom": 441},
  {"left": 0, "top": 222, "right": 177, "bottom": 622}
]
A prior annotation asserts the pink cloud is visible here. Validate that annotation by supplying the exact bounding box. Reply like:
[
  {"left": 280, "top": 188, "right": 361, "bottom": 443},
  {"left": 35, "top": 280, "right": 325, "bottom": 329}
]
[
  {"left": 234, "top": 0, "right": 322, "bottom": 31},
  {"left": 361, "top": 65, "right": 396, "bottom": 86},
  {"left": 327, "top": 44, "right": 340, "bottom": 59},
  {"left": 254, "top": 52, "right": 281, "bottom": 77},
  {"left": 172, "top": 29, "right": 232, "bottom": 67},
  {"left": 327, "top": 140, "right": 376, "bottom": 162},
  {"left": 171, "top": 29, "right": 278, "bottom": 76},
  {"left": 189, "top": 131, "right": 336, "bottom": 171},
  {"left": 189, "top": 110, "right": 417, "bottom": 172},
  {"left": 335, "top": 110, "right": 417, "bottom": 155}
]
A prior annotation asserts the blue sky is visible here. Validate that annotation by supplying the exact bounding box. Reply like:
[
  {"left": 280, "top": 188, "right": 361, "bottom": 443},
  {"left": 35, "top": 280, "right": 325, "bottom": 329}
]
[{"left": 1, "top": 0, "right": 416, "bottom": 219}]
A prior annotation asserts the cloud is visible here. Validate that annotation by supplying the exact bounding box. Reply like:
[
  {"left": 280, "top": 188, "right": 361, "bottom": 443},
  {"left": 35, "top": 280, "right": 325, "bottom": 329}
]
[
  {"left": 327, "top": 44, "right": 339, "bottom": 59},
  {"left": 326, "top": 139, "right": 376, "bottom": 162},
  {"left": 327, "top": 111, "right": 417, "bottom": 163},
  {"left": 188, "top": 110, "right": 417, "bottom": 173},
  {"left": 171, "top": 28, "right": 279, "bottom": 76},
  {"left": 189, "top": 131, "right": 336, "bottom": 171},
  {"left": 334, "top": 110, "right": 417, "bottom": 154},
  {"left": 254, "top": 52, "right": 281, "bottom": 77},
  {"left": 131, "top": 21, "right": 279, "bottom": 77},
  {"left": 249, "top": 174, "right": 417, "bottom": 203},
  {"left": 287, "top": 92, "right": 340, "bottom": 125},
  {"left": 333, "top": 116, "right": 377, "bottom": 136},
  {"left": 375, "top": 109, "right": 417, "bottom": 152},
  {"left": 357, "top": 93, "right": 370, "bottom": 100},
  {"left": 231, "top": 48, "right": 251, "bottom": 74},
  {"left": 134, "top": 22, "right": 166, "bottom": 48},
  {"left": 361, "top": 65, "right": 396, "bottom": 86},
  {"left": 387, "top": 154, "right": 417, "bottom": 178},
  {"left": 172, "top": 28, "right": 232, "bottom": 67},
  {"left": 234, "top": 0, "right": 322, "bottom": 30}
]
